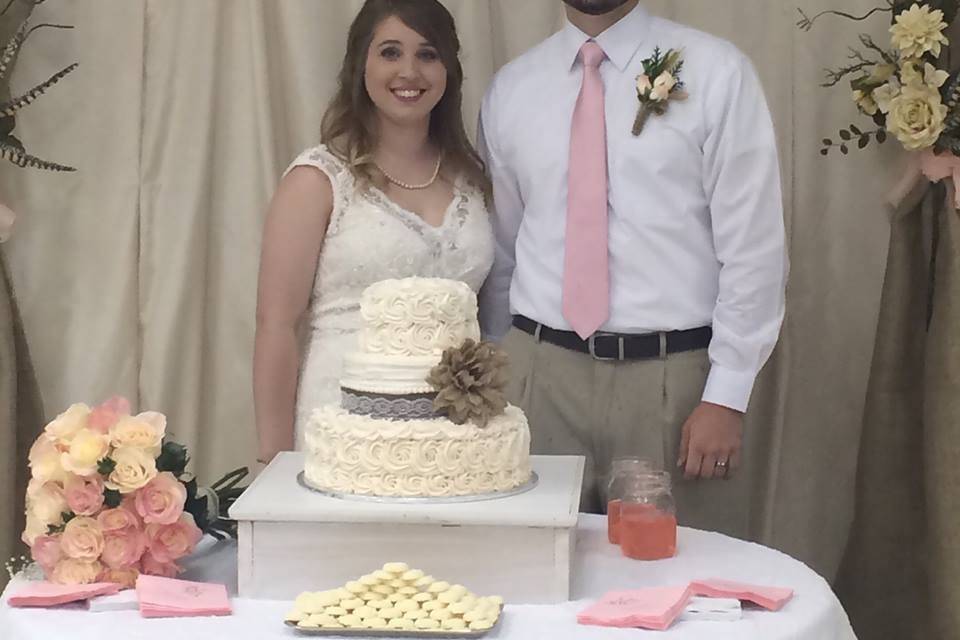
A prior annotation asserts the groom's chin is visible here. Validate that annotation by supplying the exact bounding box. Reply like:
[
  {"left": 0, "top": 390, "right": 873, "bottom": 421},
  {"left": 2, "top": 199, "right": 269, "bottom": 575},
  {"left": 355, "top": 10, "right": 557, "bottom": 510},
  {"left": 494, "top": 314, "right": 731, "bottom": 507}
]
[{"left": 561, "top": 0, "right": 633, "bottom": 16}]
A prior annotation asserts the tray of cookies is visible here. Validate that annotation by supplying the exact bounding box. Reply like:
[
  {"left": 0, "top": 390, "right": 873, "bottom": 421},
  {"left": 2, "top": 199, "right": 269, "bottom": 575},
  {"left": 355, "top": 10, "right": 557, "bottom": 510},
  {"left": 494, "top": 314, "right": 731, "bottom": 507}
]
[{"left": 284, "top": 562, "right": 503, "bottom": 637}]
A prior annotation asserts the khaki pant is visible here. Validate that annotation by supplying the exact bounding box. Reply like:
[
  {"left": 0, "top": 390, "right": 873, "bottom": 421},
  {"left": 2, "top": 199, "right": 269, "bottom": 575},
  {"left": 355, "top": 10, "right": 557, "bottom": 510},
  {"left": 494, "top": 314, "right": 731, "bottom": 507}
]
[{"left": 502, "top": 327, "right": 751, "bottom": 538}]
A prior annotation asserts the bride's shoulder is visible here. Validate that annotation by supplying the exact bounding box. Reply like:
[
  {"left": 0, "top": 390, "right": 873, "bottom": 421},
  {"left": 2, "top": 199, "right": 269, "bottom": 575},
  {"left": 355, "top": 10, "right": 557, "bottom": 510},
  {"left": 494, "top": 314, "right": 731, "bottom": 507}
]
[{"left": 286, "top": 143, "right": 349, "bottom": 177}]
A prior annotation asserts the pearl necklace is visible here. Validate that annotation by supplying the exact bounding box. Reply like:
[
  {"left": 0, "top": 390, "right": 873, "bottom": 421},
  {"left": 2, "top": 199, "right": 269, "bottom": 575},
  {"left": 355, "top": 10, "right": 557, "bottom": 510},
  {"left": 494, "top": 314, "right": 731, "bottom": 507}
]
[{"left": 375, "top": 153, "right": 443, "bottom": 190}]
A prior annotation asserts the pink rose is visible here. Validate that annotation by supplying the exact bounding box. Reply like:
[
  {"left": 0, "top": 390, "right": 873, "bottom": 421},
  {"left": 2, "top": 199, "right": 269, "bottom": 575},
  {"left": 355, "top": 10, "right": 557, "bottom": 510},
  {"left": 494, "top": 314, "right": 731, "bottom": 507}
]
[
  {"left": 59, "top": 516, "right": 105, "bottom": 561},
  {"left": 30, "top": 535, "right": 63, "bottom": 571},
  {"left": 140, "top": 551, "right": 181, "bottom": 578},
  {"left": 97, "top": 504, "right": 141, "bottom": 532},
  {"left": 64, "top": 473, "right": 105, "bottom": 516},
  {"left": 145, "top": 512, "right": 202, "bottom": 563},
  {"left": 98, "top": 565, "right": 140, "bottom": 589},
  {"left": 135, "top": 472, "right": 186, "bottom": 525},
  {"left": 51, "top": 558, "right": 103, "bottom": 585},
  {"left": 101, "top": 528, "right": 147, "bottom": 569},
  {"left": 88, "top": 396, "right": 131, "bottom": 434}
]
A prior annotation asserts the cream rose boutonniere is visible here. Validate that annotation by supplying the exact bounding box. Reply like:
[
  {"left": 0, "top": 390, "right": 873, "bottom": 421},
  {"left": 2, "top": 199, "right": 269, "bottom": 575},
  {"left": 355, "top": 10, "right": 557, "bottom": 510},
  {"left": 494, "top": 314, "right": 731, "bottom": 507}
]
[{"left": 633, "top": 47, "right": 688, "bottom": 136}]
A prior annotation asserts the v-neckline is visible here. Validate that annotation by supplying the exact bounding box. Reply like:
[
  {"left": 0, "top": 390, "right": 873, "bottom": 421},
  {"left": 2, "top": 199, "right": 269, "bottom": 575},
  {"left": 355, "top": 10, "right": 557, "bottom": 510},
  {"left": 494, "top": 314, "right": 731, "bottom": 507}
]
[{"left": 368, "top": 178, "right": 463, "bottom": 232}]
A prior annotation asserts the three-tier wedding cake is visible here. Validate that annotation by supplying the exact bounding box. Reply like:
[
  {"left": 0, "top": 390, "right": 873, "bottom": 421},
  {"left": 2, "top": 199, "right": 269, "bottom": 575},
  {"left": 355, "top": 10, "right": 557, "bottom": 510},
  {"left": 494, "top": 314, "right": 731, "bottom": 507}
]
[{"left": 303, "top": 277, "right": 532, "bottom": 498}]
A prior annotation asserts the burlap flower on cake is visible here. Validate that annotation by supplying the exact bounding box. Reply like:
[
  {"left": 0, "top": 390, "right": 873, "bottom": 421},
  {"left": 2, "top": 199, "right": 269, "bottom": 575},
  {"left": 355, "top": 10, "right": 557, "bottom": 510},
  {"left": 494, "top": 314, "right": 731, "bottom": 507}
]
[{"left": 427, "top": 339, "right": 509, "bottom": 427}]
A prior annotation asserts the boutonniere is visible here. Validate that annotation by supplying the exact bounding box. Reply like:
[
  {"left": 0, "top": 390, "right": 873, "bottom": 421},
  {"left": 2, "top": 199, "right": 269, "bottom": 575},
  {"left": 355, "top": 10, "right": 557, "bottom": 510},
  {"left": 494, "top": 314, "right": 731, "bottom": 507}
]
[{"left": 632, "top": 47, "right": 688, "bottom": 136}]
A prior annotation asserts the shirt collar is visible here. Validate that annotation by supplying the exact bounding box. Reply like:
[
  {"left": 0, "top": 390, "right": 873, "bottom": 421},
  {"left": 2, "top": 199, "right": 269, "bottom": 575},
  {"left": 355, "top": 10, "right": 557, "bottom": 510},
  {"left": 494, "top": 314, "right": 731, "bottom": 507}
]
[{"left": 561, "top": 3, "right": 651, "bottom": 72}]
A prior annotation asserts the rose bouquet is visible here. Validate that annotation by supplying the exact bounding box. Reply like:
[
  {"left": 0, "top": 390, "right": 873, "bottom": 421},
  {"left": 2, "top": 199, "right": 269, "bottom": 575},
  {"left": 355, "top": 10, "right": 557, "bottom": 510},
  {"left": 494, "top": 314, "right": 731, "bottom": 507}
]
[
  {"left": 800, "top": 1, "right": 959, "bottom": 156},
  {"left": 19, "top": 397, "right": 248, "bottom": 587}
]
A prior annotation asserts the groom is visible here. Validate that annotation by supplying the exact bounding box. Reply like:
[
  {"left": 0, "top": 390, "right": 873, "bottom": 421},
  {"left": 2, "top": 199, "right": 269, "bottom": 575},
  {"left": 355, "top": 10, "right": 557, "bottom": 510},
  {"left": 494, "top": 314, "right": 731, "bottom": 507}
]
[{"left": 478, "top": 0, "right": 787, "bottom": 535}]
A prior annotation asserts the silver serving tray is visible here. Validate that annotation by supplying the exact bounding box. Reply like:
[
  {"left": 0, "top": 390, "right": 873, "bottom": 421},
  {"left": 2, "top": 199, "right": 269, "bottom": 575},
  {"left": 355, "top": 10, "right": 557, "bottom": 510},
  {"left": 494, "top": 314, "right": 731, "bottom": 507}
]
[
  {"left": 297, "top": 471, "right": 538, "bottom": 504},
  {"left": 284, "top": 614, "right": 502, "bottom": 637}
]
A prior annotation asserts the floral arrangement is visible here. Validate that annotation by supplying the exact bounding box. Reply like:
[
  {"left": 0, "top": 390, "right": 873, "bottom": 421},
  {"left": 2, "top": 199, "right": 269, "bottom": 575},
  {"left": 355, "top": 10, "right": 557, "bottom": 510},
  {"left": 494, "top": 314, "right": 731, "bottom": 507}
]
[
  {"left": 800, "top": 1, "right": 960, "bottom": 156},
  {"left": 632, "top": 47, "right": 687, "bottom": 136},
  {"left": 19, "top": 397, "right": 248, "bottom": 587},
  {"left": 427, "top": 339, "right": 509, "bottom": 427}
]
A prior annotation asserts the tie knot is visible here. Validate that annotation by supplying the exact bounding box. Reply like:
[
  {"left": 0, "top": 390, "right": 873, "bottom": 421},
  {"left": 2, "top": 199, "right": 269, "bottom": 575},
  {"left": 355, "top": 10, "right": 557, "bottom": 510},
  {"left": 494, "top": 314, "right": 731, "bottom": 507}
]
[{"left": 580, "top": 41, "right": 605, "bottom": 68}]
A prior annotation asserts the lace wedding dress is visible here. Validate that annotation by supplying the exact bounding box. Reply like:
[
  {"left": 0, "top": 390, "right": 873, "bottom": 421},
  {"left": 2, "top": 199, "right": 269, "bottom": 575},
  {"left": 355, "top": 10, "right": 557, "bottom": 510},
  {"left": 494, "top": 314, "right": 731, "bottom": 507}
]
[{"left": 286, "top": 144, "right": 494, "bottom": 446}]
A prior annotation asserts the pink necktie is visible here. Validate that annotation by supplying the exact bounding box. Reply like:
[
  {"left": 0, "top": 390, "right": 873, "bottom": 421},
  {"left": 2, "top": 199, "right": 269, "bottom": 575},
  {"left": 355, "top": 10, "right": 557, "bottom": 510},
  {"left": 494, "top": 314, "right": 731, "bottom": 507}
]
[{"left": 563, "top": 41, "right": 609, "bottom": 340}]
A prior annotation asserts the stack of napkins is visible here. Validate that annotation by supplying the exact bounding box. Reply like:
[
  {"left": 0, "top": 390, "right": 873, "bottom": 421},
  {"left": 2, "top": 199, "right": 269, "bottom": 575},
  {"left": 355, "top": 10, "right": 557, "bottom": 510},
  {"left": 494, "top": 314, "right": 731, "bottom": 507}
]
[
  {"left": 135, "top": 575, "right": 232, "bottom": 618},
  {"left": 577, "top": 586, "right": 693, "bottom": 631},
  {"left": 689, "top": 579, "right": 794, "bottom": 611},
  {"left": 7, "top": 582, "right": 119, "bottom": 608}
]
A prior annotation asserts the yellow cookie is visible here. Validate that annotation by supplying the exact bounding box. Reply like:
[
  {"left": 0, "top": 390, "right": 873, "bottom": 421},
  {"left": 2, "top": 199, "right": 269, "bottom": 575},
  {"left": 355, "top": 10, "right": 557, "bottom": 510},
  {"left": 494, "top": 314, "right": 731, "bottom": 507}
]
[
  {"left": 450, "top": 600, "right": 474, "bottom": 615},
  {"left": 297, "top": 619, "right": 320, "bottom": 629},
  {"left": 486, "top": 595, "right": 504, "bottom": 607},
  {"left": 361, "top": 591, "right": 385, "bottom": 601},
  {"left": 387, "top": 593, "right": 405, "bottom": 603},
  {"left": 324, "top": 606, "right": 347, "bottom": 617},
  {"left": 403, "top": 609, "right": 427, "bottom": 620},
  {"left": 399, "top": 586, "right": 420, "bottom": 596},
  {"left": 369, "top": 599, "right": 390, "bottom": 610},
  {"left": 284, "top": 609, "right": 307, "bottom": 622},
  {"left": 422, "top": 600, "right": 444, "bottom": 612},
  {"left": 380, "top": 606, "right": 401, "bottom": 618},
  {"left": 359, "top": 574, "right": 380, "bottom": 587},
  {"left": 373, "top": 584, "right": 394, "bottom": 596},
  {"left": 463, "top": 609, "right": 485, "bottom": 623},
  {"left": 437, "top": 590, "right": 461, "bottom": 604},
  {"left": 307, "top": 613, "right": 337, "bottom": 626},
  {"left": 337, "top": 614, "right": 362, "bottom": 628},
  {"left": 470, "top": 618, "right": 495, "bottom": 630},
  {"left": 412, "top": 592, "right": 434, "bottom": 603},
  {"left": 448, "top": 585, "right": 468, "bottom": 599},
  {"left": 389, "top": 617, "right": 416, "bottom": 630},
  {"left": 383, "top": 562, "right": 409, "bottom": 574},
  {"left": 402, "top": 569, "right": 425, "bottom": 581},
  {"left": 340, "top": 598, "right": 363, "bottom": 611},
  {"left": 396, "top": 599, "right": 419, "bottom": 613},
  {"left": 354, "top": 605, "right": 377, "bottom": 619},
  {"left": 443, "top": 618, "right": 468, "bottom": 631},
  {"left": 430, "top": 608, "right": 454, "bottom": 621},
  {"left": 427, "top": 581, "right": 450, "bottom": 594},
  {"left": 414, "top": 575, "right": 435, "bottom": 588},
  {"left": 388, "top": 579, "right": 407, "bottom": 589},
  {"left": 415, "top": 617, "right": 441, "bottom": 630},
  {"left": 364, "top": 617, "right": 389, "bottom": 629},
  {"left": 344, "top": 581, "right": 366, "bottom": 594},
  {"left": 373, "top": 569, "right": 394, "bottom": 581}
]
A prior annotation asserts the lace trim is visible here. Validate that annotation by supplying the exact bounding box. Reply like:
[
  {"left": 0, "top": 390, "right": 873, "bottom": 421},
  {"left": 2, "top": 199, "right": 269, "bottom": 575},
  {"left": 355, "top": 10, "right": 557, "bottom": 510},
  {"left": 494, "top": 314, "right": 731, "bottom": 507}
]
[{"left": 341, "top": 389, "right": 441, "bottom": 420}]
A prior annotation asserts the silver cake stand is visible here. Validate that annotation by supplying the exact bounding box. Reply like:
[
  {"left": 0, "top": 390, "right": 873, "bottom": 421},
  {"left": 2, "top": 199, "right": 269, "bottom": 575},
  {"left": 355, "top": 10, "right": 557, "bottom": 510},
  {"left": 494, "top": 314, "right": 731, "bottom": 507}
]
[{"left": 296, "top": 471, "right": 539, "bottom": 504}]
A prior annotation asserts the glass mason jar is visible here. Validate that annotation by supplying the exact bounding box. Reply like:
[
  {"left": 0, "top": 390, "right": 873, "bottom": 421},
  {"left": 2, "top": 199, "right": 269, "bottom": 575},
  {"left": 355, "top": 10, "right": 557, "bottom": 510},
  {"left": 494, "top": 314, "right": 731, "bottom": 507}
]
[
  {"left": 605, "top": 457, "right": 664, "bottom": 544},
  {"left": 618, "top": 474, "right": 677, "bottom": 561}
]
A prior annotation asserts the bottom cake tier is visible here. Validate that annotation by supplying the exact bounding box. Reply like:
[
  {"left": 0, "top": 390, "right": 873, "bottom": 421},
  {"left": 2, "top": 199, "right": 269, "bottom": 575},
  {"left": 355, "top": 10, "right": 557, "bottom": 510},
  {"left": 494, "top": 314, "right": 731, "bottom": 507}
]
[{"left": 303, "top": 405, "right": 531, "bottom": 498}]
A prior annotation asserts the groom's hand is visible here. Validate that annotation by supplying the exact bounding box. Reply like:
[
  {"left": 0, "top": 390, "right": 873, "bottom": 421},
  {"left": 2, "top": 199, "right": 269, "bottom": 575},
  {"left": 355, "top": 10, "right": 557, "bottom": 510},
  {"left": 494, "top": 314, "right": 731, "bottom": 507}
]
[{"left": 677, "top": 402, "right": 743, "bottom": 480}]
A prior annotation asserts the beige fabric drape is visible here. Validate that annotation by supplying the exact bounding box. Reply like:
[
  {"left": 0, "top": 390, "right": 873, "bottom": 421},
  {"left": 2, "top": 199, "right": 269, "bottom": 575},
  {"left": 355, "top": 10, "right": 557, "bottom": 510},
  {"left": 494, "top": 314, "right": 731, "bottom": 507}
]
[{"left": 1, "top": 1, "right": 928, "bottom": 634}]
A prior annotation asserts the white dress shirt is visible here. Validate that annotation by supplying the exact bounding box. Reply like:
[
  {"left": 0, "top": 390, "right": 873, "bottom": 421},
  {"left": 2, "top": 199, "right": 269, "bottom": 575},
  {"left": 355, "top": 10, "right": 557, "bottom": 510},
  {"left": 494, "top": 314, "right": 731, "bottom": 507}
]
[{"left": 477, "top": 4, "right": 787, "bottom": 412}]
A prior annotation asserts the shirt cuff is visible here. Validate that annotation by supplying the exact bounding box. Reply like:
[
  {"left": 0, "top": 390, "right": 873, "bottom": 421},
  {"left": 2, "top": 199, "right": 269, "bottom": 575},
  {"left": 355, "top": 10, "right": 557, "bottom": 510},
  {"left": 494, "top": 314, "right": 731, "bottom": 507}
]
[{"left": 701, "top": 364, "right": 757, "bottom": 413}]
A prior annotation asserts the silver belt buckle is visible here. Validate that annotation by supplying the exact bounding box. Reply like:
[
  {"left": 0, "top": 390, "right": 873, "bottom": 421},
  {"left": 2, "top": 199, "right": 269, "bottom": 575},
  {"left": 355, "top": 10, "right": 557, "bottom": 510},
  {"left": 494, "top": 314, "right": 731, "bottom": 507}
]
[{"left": 588, "top": 334, "right": 625, "bottom": 361}]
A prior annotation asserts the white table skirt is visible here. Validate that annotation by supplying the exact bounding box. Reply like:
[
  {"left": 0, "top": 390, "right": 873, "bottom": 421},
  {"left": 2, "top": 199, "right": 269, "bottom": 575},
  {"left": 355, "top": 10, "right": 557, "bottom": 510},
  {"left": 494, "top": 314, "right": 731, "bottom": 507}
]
[{"left": 1, "top": 515, "right": 857, "bottom": 640}]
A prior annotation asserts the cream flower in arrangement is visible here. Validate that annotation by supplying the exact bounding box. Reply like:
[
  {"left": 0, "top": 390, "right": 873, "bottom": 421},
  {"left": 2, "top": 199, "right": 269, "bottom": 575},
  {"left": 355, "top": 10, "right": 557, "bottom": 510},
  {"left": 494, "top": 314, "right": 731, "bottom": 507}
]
[
  {"left": 887, "top": 79, "right": 948, "bottom": 150},
  {"left": 890, "top": 3, "right": 949, "bottom": 59},
  {"left": 632, "top": 47, "right": 688, "bottom": 136}
]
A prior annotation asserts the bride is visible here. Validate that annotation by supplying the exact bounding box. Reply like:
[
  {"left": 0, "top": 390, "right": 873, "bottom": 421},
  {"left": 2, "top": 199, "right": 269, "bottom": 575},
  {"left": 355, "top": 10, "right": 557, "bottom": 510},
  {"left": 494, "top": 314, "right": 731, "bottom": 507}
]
[{"left": 253, "top": 0, "right": 494, "bottom": 464}]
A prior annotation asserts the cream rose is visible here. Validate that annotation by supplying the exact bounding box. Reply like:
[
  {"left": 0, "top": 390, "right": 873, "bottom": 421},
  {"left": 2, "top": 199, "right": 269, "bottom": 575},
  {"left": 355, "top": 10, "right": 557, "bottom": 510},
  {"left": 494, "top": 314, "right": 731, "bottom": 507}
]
[
  {"left": 44, "top": 403, "right": 92, "bottom": 445},
  {"left": 146, "top": 512, "right": 202, "bottom": 563},
  {"left": 101, "top": 529, "right": 147, "bottom": 569},
  {"left": 51, "top": 558, "right": 103, "bottom": 585},
  {"left": 105, "top": 446, "right": 158, "bottom": 493},
  {"left": 891, "top": 3, "right": 949, "bottom": 59},
  {"left": 110, "top": 412, "right": 166, "bottom": 455},
  {"left": 60, "top": 429, "right": 110, "bottom": 477},
  {"left": 650, "top": 72, "right": 677, "bottom": 102},
  {"left": 60, "top": 516, "right": 105, "bottom": 561},
  {"left": 97, "top": 505, "right": 141, "bottom": 532},
  {"left": 28, "top": 482, "right": 67, "bottom": 525},
  {"left": 887, "top": 82, "right": 947, "bottom": 150},
  {"left": 636, "top": 73, "right": 653, "bottom": 96},
  {"left": 134, "top": 471, "right": 186, "bottom": 525},
  {"left": 873, "top": 79, "right": 901, "bottom": 115},
  {"left": 21, "top": 512, "right": 49, "bottom": 546},
  {"left": 853, "top": 89, "right": 879, "bottom": 116},
  {"left": 28, "top": 435, "right": 67, "bottom": 484}
]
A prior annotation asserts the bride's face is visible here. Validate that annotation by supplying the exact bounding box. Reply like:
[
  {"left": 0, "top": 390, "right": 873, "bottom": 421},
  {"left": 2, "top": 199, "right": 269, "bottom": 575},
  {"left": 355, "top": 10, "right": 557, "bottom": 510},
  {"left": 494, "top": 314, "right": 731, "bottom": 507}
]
[{"left": 365, "top": 16, "right": 448, "bottom": 128}]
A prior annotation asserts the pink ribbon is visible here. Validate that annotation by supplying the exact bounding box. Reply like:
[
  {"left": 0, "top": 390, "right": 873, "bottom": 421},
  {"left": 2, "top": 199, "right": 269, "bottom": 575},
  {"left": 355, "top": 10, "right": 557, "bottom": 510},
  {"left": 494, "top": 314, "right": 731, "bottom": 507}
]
[{"left": 888, "top": 149, "right": 960, "bottom": 210}]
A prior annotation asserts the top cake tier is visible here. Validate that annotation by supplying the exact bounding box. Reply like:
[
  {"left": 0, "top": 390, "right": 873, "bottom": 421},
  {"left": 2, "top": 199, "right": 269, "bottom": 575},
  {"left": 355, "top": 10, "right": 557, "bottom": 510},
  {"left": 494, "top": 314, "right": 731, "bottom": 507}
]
[{"left": 357, "top": 278, "right": 481, "bottom": 357}]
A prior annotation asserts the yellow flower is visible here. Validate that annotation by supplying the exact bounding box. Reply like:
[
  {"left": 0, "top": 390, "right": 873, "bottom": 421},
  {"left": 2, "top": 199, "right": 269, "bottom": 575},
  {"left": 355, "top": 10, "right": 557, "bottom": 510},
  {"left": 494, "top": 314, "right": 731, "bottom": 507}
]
[
  {"left": 891, "top": 3, "right": 949, "bottom": 59},
  {"left": 60, "top": 429, "right": 110, "bottom": 476},
  {"left": 887, "top": 82, "right": 947, "bottom": 150},
  {"left": 873, "top": 79, "right": 902, "bottom": 114},
  {"left": 853, "top": 89, "right": 879, "bottom": 115},
  {"left": 110, "top": 412, "right": 166, "bottom": 456},
  {"left": 901, "top": 60, "right": 950, "bottom": 89},
  {"left": 868, "top": 63, "right": 897, "bottom": 85},
  {"left": 105, "top": 446, "right": 158, "bottom": 493}
]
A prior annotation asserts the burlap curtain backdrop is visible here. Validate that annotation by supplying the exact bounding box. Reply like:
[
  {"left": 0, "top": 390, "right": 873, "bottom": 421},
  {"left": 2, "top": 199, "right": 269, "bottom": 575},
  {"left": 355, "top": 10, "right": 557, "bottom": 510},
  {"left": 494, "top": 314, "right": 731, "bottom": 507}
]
[{"left": 2, "top": 1, "right": 946, "bottom": 637}]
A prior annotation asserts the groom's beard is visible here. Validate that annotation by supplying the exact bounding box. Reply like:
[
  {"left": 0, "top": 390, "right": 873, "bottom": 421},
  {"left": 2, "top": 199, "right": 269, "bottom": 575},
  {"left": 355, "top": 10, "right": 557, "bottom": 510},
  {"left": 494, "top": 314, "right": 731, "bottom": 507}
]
[{"left": 561, "top": 0, "right": 633, "bottom": 15}]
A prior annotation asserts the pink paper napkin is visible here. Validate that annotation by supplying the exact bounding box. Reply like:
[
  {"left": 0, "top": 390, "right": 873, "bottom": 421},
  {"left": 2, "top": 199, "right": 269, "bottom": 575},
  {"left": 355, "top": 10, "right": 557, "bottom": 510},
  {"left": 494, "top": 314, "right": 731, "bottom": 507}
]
[
  {"left": 689, "top": 579, "right": 794, "bottom": 611},
  {"left": 7, "top": 581, "right": 120, "bottom": 608},
  {"left": 135, "top": 574, "right": 232, "bottom": 618},
  {"left": 577, "top": 586, "right": 693, "bottom": 631}
]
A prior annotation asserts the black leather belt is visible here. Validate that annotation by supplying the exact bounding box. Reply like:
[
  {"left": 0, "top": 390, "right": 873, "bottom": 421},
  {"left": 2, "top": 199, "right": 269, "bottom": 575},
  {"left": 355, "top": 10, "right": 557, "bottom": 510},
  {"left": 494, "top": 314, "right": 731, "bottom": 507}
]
[{"left": 512, "top": 315, "right": 711, "bottom": 361}]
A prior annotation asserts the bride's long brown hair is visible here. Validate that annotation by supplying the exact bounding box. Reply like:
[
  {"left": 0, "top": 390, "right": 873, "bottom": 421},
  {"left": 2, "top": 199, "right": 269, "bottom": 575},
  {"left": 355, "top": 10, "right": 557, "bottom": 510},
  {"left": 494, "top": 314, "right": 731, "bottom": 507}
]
[{"left": 321, "top": 0, "right": 490, "bottom": 196}]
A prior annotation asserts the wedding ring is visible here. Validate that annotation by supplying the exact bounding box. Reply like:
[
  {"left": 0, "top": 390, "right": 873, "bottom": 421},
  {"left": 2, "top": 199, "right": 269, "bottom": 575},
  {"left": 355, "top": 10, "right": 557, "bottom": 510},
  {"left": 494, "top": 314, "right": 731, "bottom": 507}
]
[{"left": 715, "top": 460, "right": 728, "bottom": 468}]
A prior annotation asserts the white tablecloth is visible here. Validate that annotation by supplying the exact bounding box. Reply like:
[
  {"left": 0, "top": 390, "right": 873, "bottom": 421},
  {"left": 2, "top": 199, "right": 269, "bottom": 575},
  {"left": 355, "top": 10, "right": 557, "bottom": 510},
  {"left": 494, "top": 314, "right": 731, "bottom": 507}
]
[{"left": 1, "top": 515, "right": 857, "bottom": 640}]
